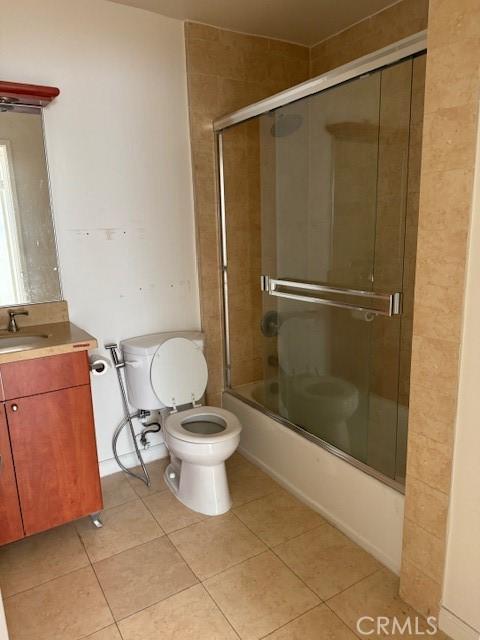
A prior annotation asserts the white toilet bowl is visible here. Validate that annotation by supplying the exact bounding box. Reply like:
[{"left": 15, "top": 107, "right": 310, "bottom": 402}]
[
  {"left": 281, "top": 373, "right": 359, "bottom": 451},
  {"left": 120, "top": 332, "right": 242, "bottom": 517},
  {"left": 163, "top": 407, "right": 241, "bottom": 515}
]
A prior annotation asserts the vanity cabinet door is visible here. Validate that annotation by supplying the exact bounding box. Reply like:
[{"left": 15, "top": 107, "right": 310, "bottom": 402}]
[
  {"left": 0, "top": 405, "right": 24, "bottom": 545},
  {"left": 7, "top": 385, "right": 103, "bottom": 535}
]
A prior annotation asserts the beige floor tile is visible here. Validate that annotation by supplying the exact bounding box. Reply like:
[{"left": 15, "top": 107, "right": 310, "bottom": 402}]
[
  {"left": 328, "top": 569, "right": 446, "bottom": 639},
  {"left": 265, "top": 604, "right": 357, "bottom": 640},
  {"left": 94, "top": 537, "right": 197, "bottom": 620},
  {"left": 226, "top": 451, "right": 249, "bottom": 470},
  {"left": 119, "top": 583, "right": 237, "bottom": 640},
  {"left": 234, "top": 489, "right": 326, "bottom": 546},
  {"left": 75, "top": 499, "right": 163, "bottom": 562},
  {"left": 85, "top": 625, "right": 122, "bottom": 639},
  {"left": 274, "top": 525, "right": 380, "bottom": 600},
  {"left": 101, "top": 472, "right": 137, "bottom": 509},
  {"left": 204, "top": 550, "right": 319, "bottom": 640},
  {"left": 143, "top": 489, "right": 208, "bottom": 533},
  {"left": 4, "top": 566, "right": 113, "bottom": 640},
  {"left": 127, "top": 458, "right": 169, "bottom": 497},
  {"left": 228, "top": 461, "right": 279, "bottom": 508},
  {"left": 0, "top": 524, "right": 89, "bottom": 597},
  {"left": 170, "top": 513, "right": 267, "bottom": 579}
]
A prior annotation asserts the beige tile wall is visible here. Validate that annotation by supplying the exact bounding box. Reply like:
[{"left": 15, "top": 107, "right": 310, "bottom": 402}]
[
  {"left": 310, "top": 0, "right": 429, "bottom": 77},
  {"left": 400, "top": 0, "right": 480, "bottom": 616},
  {"left": 187, "top": 0, "right": 479, "bottom": 618},
  {"left": 0, "top": 301, "right": 68, "bottom": 328},
  {"left": 184, "top": 22, "right": 310, "bottom": 405},
  {"left": 222, "top": 119, "right": 263, "bottom": 387}
]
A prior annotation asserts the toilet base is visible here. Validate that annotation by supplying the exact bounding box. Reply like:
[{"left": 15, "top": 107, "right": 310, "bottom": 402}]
[{"left": 164, "top": 461, "right": 232, "bottom": 516}]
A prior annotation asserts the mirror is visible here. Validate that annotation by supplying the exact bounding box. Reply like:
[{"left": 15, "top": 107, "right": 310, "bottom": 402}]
[{"left": 0, "top": 108, "right": 61, "bottom": 306}]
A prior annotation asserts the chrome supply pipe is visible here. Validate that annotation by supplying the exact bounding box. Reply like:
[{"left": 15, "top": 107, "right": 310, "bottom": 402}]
[{"left": 105, "top": 343, "right": 151, "bottom": 487}]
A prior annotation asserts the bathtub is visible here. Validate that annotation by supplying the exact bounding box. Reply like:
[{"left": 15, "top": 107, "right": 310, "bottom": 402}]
[{"left": 223, "top": 381, "right": 405, "bottom": 573}]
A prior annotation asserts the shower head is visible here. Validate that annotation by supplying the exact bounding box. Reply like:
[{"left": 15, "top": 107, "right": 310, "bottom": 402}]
[{"left": 270, "top": 113, "right": 303, "bottom": 137}]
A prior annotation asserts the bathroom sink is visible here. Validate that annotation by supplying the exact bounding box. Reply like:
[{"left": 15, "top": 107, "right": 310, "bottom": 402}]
[{"left": 0, "top": 333, "right": 50, "bottom": 354}]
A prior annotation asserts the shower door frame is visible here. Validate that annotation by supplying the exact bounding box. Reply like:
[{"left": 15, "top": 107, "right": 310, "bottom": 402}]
[{"left": 215, "top": 31, "right": 427, "bottom": 494}]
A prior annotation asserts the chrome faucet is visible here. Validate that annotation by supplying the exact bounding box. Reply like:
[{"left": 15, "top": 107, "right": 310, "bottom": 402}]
[{"left": 7, "top": 310, "right": 29, "bottom": 332}]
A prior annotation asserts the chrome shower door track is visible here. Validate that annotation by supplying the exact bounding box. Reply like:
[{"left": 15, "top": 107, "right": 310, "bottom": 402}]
[
  {"left": 225, "top": 389, "right": 406, "bottom": 494},
  {"left": 213, "top": 31, "right": 427, "bottom": 131}
]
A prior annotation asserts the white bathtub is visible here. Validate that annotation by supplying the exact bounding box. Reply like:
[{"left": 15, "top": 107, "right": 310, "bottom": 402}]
[{"left": 223, "top": 385, "right": 405, "bottom": 573}]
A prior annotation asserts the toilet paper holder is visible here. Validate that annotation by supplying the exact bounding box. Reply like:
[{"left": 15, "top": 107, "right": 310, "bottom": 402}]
[{"left": 89, "top": 357, "right": 109, "bottom": 376}]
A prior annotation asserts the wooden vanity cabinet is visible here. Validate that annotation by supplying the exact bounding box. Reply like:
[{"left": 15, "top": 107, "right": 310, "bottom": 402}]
[
  {"left": 0, "top": 351, "right": 103, "bottom": 540},
  {"left": 0, "top": 406, "right": 24, "bottom": 545}
]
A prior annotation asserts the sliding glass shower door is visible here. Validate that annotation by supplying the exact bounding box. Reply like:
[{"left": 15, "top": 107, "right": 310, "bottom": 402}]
[{"left": 221, "top": 55, "right": 424, "bottom": 487}]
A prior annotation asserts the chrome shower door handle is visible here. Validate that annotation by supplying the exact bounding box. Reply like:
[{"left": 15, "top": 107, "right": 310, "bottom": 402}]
[{"left": 261, "top": 275, "right": 402, "bottom": 317}]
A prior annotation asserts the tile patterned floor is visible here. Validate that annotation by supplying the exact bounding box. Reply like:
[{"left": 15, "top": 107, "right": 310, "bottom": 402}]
[{"left": 0, "top": 454, "right": 446, "bottom": 640}]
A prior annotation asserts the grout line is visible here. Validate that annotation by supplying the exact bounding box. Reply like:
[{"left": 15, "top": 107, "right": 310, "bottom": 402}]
[
  {"left": 230, "top": 501, "right": 328, "bottom": 554},
  {"left": 309, "top": 0, "right": 406, "bottom": 51},
  {"left": 87, "top": 529, "right": 165, "bottom": 567},
  {"left": 138, "top": 495, "right": 171, "bottom": 533},
  {"left": 78, "top": 622, "right": 117, "bottom": 640},
  {"left": 258, "top": 601, "right": 322, "bottom": 639},
  {"left": 2, "top": 563, "right": 92, "bottom": 602},
  {"left": 113, "top": 582, "right": 201, "bottom": 625},
  {"left": 146, "top": 523, "right": 240, "bottom": 639},
  {"left": 198, "top": 582, "right": 242, "bottom": 639},
  {"left": 140, "top": 494, "right": 209, "bottom": 535},
  {"left": 116, "top": 621, "right": 126, "bottom": 640},
  {"left": 185, "top": 19, "right": 309, "bottom": 50},
  {"left": 325, "top": 597, "right": 368, "bottom": 640},
  {"left": 197, "top": 547, "right": 268, "bottom": 583},
  {"left": 322, "top": 604, "right": 365, "bottom": 638},
  {"left": 164, "top": 512, "right": 267, "bottom": 583},
  {"left": 200, "top": 544, "right": 321, "bottom": 640},
  {"left": 77, "top": 529, "right": 118, "bottom": 633},
  {"left": 269, "top": 545, "right": 322, "bottom": 602},
  {"left": 2, "top": 526, "right": 93, "bottom": 600},
  {"left": 323, "top": 567, "right": 385, "bottom": 637}
]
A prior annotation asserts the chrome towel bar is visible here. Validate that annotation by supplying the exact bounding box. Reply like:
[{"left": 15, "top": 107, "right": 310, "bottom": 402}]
[{"left": 260, "top": 276, "right": 402, "bottom": 317}]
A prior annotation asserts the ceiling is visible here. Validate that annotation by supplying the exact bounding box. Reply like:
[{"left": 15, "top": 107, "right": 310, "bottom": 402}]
[{"left": 107, "top": 0, "right": 398, "bottom": 46}]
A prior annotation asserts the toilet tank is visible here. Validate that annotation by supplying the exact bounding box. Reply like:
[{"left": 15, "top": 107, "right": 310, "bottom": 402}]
[{"left": 120, "top": 331, "right": 204, "bottom": 411}]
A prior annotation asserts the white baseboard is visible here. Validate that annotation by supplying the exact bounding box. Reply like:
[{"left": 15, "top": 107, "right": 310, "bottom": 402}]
[
  {"left": 238, "top": 445, "right": 400, "bottom": 573},
  {"left": 439, "top": 607, "right": 480, "bottom": 640},
  {"left": 99, "top": 443, "right": 169, "bottom": 477}
]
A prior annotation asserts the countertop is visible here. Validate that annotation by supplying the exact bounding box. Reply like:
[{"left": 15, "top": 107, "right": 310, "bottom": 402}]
[{"left": 0, "top": 322, "right": 97, "bottom": 365}]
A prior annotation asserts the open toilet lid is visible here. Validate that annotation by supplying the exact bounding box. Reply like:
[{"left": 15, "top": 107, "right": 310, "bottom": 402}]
[{"left": 151, "top": 337, "right": 208, "bottom": 409}]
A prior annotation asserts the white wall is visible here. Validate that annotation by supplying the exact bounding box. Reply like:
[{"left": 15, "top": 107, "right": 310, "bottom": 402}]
[
  {"left": 0, "top": 0, "right": 200, "bottom": 465},
  {"left": 439, "top": 122, "right": 480, "bottom": 640}
]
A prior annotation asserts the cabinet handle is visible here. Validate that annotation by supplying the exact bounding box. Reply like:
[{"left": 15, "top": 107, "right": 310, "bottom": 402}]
[{"left": 11, "top": 404, "right": 18, "bottom": 412}]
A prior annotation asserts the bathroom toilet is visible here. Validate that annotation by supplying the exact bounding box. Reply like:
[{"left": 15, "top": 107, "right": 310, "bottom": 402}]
[
  {"left": 121, "top": 332, "right": 242, "bottom": 516},
  {"left": 282, "top": 372, "right": 359, "bottom": 451},
  {"left": 277, "top": 316, "right": 359, "bottom": 451}
]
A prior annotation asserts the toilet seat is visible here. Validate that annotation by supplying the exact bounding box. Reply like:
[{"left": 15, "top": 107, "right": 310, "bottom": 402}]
[
  {"left": 165, "top": 406, "right": 242, "bottom": 445},
  {"left": 151, "top": 337, "right": 208, "bottom": 409}
]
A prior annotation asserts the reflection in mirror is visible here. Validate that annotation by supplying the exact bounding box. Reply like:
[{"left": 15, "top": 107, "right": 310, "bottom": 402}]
[{"left": 0, "top": 108, "right": 61, "bottom": 307}]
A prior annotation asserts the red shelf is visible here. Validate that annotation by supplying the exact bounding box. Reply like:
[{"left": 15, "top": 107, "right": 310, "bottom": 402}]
[{"left": 0, "top": 81, "right": 60, "bottom": 107}]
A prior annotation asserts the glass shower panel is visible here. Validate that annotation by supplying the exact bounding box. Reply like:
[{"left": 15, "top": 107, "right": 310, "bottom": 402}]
[
  {"left": 262, "top": 71, "right": 383, "bottom": 468},
  {"left": 222, "top": 56, "right": 418, "bottom": 484}
]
